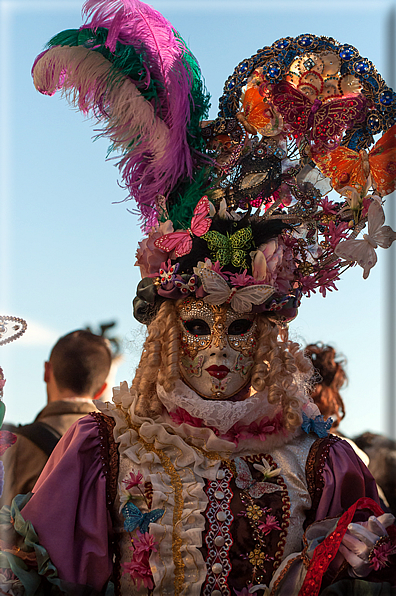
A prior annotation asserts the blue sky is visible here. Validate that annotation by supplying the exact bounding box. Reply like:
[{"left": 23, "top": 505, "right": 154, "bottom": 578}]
[{"left": 1, "top": 0, "right": 395, "bottom": 438}]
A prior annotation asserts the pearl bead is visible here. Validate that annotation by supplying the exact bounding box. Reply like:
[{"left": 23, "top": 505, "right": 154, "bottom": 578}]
[
  {"left": 216, "top": 469, "right": 226, "bottom": 480},
  {"left": 212, "top": 563, "right": 223, "bottom": 574},
  {"left": 214, "top": 490, "right": 225, "bottom": 500},
  {"left": 214, "top": 536, "right": 225, "bottom": 547},
  {"left": 216, "top": 511, "right": 227, "bottom": 522}
]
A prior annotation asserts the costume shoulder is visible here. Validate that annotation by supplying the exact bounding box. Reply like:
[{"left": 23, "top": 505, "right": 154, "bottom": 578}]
[
  {"left": 305, "top": 435, "right": 379, "bottom": 527},
  {"left": 0, "top": 413, "right": 118, "bottom": 594}
]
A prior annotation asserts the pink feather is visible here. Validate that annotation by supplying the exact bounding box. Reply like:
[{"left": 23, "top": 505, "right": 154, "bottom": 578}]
[{"left": 82, "top": 0, "right": 196, "bottom": 214}]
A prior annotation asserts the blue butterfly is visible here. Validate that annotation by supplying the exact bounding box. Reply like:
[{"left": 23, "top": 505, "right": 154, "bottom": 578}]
[
  {"left": 121, "top": 502, "right": 164, "bottom": 533},
  {"left": 301, "top": 412, "right": 333, "bottom": 438}
]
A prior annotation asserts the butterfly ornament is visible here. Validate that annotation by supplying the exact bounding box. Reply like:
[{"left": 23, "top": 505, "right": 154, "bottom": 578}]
[
  {"left": 194, "top": 265, "right": 274, "bottom": 313},
  {"left": 154, "top": 196, "right": 212, "bottom": 258},
  {"left": 121, "top": 501, "right": 164, "bottom": 533},
  {"left": 335, "top": 200, "right": 396, "bottom": 279},
  {"left": 234, "top": 457, "right": 281, "bottom": 499},
  {"left": 314, "top": 124, "right": 396, "bottom": 196},
  {"left": 301, "top": 412, "right": 333, "bottom": 438},
  {"left": 270, "top": 80, "right": 367, "bottom": 156}
]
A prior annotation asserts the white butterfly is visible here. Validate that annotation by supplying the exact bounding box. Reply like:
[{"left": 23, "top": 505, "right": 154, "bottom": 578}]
[
  {"left": 335, "top": 200, "right": 396, "bottom": 279},
  {"left": 194, "top": 266, "right": 274, "bottom": 312}
]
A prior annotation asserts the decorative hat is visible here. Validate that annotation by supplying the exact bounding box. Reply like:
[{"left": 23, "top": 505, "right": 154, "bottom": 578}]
[{"left": 31, "top": 1, "right": 396, "bottom": 325}]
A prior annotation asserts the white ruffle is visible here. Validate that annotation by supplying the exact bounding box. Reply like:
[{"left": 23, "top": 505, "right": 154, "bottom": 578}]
[{"left": 157, "top": 380, "right": 278, "bottom": 434}]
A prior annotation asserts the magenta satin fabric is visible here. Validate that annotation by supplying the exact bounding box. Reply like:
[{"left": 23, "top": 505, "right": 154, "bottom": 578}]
[
  {"left": 21, "top": 415, "right": 112, "bottom": 592},
  {"left": 315, "top": 438, "right": 380, "bottom": 522}
]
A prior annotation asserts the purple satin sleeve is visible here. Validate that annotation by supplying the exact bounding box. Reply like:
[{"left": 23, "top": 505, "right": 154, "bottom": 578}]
[
  {"left": 21, "top": 415, "right": 113, "bottom": 592},
  {"left": 315, "top": 438, "right": 380, "bottom": 521}
]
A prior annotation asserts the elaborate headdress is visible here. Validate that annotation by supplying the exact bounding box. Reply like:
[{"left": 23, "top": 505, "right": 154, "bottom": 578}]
[{"left": 32, "top": 0, "right": 396, "bottom": 325}]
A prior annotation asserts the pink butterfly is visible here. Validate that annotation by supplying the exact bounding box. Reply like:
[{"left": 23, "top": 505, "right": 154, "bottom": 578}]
[
  {"left": 234, "top": 457, "right": 281, "bottom": 499},
  {"left": 154, "top": 196, "right": 211, "bottom": 257}
]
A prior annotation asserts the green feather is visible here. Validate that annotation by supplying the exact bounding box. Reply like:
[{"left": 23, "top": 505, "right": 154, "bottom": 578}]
[
  {"left": 47, "top": 27, "right": 161, "bottom": 103},
  {"left": 167, "top": 168, "right": 213, "bottom": 228}
]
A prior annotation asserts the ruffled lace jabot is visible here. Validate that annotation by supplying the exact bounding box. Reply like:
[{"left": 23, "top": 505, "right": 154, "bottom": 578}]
[{"left": 157, "top": 380, "right": 280, "bottom": 434}]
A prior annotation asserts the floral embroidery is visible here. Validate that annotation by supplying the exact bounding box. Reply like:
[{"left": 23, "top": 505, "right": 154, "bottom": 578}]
[
  {"left": 122, "top": 530, "right": 158, "bottom": 590},
  {"left": 257, "top": 515, "right": 281, "bottom": 536},
  {"left": 120, "top": 469, "right": 164, "bottom": 591},
  {"left": 123, "top": 471, "right": 144, "bottom": 490}
]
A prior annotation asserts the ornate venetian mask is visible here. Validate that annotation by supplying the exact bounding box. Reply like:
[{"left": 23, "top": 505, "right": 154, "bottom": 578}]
[{"left": 177, "top": 297, "right": 258, "bottom": 399}]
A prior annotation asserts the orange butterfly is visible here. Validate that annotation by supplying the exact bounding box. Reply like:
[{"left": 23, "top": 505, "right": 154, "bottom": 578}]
[
  {"left": 237, "top": 85, "right": 282, "bottom": 136},
  {"left": 314, "top": 124, "right": 396, "bottom": 196}
]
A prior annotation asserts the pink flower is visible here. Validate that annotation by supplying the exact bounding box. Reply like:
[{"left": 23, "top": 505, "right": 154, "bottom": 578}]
[
  {"left": 229, "top": 269, "right": 256, "bottom": 287},
  {"left": 131, "top": 531, "right": 158, "bottom": 561},
  {"left": 319, "top": 196, "right": 339, "bottom": 215},
  {"left": 169, "top": 407, "right": 203, "bottom": 428},
  {"left": 135, "top": 220, "right": 174, "bottom": 278},
  {"left": 241, "top": 417, "right": 275, "bottom": 441},
  {"left": 211, "top": 260, "right": 229, "bottom": 280},
  {"left": 233, "top": 588, "right": 251, "bottom": 596},
  {"left": 221, "top": 422, "right": 248, "bottom": 445},
  {"left": 370, "top": 538, "right": 396, "bottom": 571},
  {"left": 258, "top": 514, "right": 281, "bottom": 535},
  {"left": 299, "top": 275, "right": 318, "bottom": 297},
  {"left": 123, "top": 470, "right": 144, "bottom": 490},
  {"left": 122, "top": 558, "right": 154, "bottom": 590},
  {"left": 122, "top": 531, "right": 158, "bottom": 590},
  {"left": 324, "top": 221, "right": 349, "bottom": 250}
]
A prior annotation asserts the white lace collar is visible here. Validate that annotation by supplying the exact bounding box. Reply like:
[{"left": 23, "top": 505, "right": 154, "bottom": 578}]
[{"left": 157, "top": 379, "right": 281, "bottom": 434}]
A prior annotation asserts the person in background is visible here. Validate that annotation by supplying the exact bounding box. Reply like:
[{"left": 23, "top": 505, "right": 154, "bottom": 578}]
[
  {"left": 305, "top": 342, "right": 392, "bottom": 511},
  {"left": 0, "top": 329, "right": 112, "bottom": 507}
]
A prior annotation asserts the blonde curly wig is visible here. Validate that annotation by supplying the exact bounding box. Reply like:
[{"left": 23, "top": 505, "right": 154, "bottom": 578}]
[{"left": 133, "top": 300, "right": 313, "bottom": 430}]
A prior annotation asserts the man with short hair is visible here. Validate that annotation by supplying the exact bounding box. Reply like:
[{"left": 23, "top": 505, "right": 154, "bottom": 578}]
[{"left": 0, "top": 330, "right": 112, "bottom": 506}]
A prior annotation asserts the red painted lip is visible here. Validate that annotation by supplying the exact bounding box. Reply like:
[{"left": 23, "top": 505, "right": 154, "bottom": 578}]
[{"left": 205, "top": 365, "right": 230, "bottom": 379}]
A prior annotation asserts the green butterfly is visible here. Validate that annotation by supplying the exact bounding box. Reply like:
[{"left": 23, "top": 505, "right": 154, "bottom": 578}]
[{"left": 202, "top": 227, "right": 254, "bottom": 268}]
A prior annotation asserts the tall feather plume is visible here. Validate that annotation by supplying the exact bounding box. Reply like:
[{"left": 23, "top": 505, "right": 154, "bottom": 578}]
[
  {"left": 33, "top": 46, "right": 170, "bottom": 222},
  {"left": 32, "top": 0, "right": 210, "bottom": 228}
]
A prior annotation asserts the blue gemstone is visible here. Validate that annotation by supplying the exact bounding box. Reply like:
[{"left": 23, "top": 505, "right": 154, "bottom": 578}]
[
  {"left": 239, "top": 61, "right": 249, "bottom": 73},
  {"left": 367, "top": 115, "right": 380, "bottom": 130},
  {"left": 275, "top": 39, "right": 290, "bottom": 49},
  {"left": 380, "top": 89, "right": 393, "bottom": 105},
  {"left": 228, "top": 79, "right": 235, "bottom": 90},
  {"left": 339, "top": 47, "right": 355, "bottom": 60},
  {"left": 299, "top": 36, "right": 313, "bottom": 47},
  {"left": 354, "top": 61, "right": 369, "bottom": 74},
  {"left": 268, "top": 65, "right": 280, "bottom": 78}
]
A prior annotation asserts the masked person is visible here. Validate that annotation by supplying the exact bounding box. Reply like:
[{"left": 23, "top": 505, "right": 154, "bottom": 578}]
[{"left": 1, "top": 1, "right": 396, "bottom": 595}]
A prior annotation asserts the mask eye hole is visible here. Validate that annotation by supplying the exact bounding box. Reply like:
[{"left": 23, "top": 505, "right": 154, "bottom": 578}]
[
  {"left": 228, "top": 319, "right": 253, "bottom": 335},
  {"left": 183, "top": 319, "right": 211, "bottom": 336}
]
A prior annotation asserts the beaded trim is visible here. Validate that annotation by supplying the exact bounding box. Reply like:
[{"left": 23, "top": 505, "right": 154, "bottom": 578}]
[
  {"left": 203, "top": 466, "right": 234, "bottom": 595},
  {"left": 89, "top": 412, "right": 121, "bottom": 595},
  {"left": 0, "top": 316, "right": 27, "bottom": 346},
  {"left": 304, "top": 435, "right": 340, "bottom": 529}
]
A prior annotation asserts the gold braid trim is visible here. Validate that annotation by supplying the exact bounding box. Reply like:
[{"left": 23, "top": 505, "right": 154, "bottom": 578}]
[{"left": 122, "top": 409, "right": 185, "bottom": 595}]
